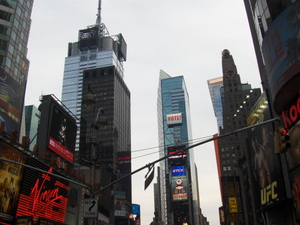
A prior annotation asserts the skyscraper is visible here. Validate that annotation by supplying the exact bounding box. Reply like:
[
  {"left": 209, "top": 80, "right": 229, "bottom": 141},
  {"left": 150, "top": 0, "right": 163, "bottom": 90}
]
[
  {"left": 24, "top": 104, "right": 40, "bottom": 150},
  {"left": 207, "top": 77, "right": 224, "bottom": 130},
  {"left": 157, "top": 70, "right": 200, "bottom": 225},
  {"left": 0, "top": 0, "right": 33, "bottom": 139},
  {"left": 61, "top": 1, "right": 131, "bottom": 224},
  {"left": 214, "top": 50, "right": 261, "bottom": 224}
]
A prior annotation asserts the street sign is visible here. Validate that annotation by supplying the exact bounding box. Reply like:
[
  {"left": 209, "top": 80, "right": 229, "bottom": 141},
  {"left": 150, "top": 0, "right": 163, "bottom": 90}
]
[{"left": 84, "top": 199, "right": 98, "bottom": 218}]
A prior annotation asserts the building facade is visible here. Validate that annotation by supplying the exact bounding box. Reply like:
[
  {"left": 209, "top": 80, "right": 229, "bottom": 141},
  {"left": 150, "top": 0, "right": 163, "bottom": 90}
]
[
  {"left": 157, "top": 70, "right": 200, "bottom": 225},
  {"left": 24, "top": 104, "right": 39, "bottom": 150},
  {"left": 244, "top": 1, "right": 300, "bottom": 224},
  {"left": 61, "top": 3, "right": 131, "bottom": 224},
  {"left": 212, "top": 50, "right": 261, "bottom": 224},
  {"left": 207, "top": 77, "right": 224, "bottom": 130},
  {"left": 0, "top": 0, "right": 33, "bottom": 139}
]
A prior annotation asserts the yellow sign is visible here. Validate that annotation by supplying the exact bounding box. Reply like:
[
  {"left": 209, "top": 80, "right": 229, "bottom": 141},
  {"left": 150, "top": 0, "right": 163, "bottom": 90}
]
[{"left": 228, "top": 197, "right": 238, "bottom": 213}]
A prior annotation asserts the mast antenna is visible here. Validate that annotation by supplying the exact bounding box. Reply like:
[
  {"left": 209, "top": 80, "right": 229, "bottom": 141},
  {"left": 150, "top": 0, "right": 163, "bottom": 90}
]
[{"left": 96, "top": 0, "right": 101, "bottom": 25}]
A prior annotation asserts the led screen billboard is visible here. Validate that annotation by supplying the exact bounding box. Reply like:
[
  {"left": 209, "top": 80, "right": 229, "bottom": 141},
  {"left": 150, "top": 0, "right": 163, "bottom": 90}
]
[
  {"left": 38, "top": 95, "right": 77, "bottom": 166},
  {"left": 48, "top": 104, "right": 77, "bottom": 163},
  {"left": 15, "top": 158, "right": 69, "bottom": 223},
  {"left": 262, "top": 2, "right": 300, "bottom": 113},
  {"left": 168, "top": 145, "right": 186, "bottom": 165}
]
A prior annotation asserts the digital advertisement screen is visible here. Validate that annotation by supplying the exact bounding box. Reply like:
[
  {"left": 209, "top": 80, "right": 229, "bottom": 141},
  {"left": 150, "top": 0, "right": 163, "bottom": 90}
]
[
  {"left": 172, "top": 176, "right": 188, "bottom": 201},
  {"left": 48, "top": 104, "right": 77, "bottom": 164},
  {"left": 168, "top": 145, "right": 186, "bottom": 165}
]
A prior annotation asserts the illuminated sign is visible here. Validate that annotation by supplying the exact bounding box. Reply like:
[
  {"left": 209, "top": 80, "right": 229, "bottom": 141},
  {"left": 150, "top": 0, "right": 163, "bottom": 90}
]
[
  {"left": 167, "top": 113, "right": 182, "bottom": 126},
  {"left": 172, "top": 176, "right": 188, "bottom": 201},
  {"left": 16, "top": 167, "right": 69, "bottom": 223},
  {"left": 171, "top": 166, "right": 186, "bottom": 177},
  {"left": 261, "top": 181, "right": 278, "bottom": 205},
  {"left": 281, "top": 91, "right": 300, "bottom": 131},
  {"left": 228, "top": 197, "right": 238, "bottom": 213},
  {"left": 48, "top": 137, "right": 74, "bottom": 163},
  {"left": 168, "top": 145, "right": 187, "bottom": 165}
]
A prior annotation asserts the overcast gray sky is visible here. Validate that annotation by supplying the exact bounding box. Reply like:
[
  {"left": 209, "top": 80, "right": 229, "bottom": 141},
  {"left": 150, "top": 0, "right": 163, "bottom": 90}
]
[{"left": 25, "top": 1, "right": 262, "bottom": 224}]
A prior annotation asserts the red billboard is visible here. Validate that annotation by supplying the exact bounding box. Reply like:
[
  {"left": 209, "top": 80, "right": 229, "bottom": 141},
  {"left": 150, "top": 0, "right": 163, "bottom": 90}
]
[{"left": 16, "top": 159, "right": 69, "bottom": 223}]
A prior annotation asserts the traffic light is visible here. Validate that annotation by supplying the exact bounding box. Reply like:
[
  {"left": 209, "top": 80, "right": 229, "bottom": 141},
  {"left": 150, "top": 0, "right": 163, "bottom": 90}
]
[{"left": 274, "top": 126, "right": 291, "bottom": 153}]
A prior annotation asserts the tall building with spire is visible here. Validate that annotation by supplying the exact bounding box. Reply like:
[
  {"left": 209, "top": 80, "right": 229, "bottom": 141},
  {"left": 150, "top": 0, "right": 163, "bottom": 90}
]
[
  {"left": 0, "top": 0, "right": 33, "bottom": 139},
  {"left": 61, "top": 1, "right": 131, "bottom": 224},
  {"left": 213, "top": 50, "right": 261, "bottom": 224},
  {"left": 157, "top": 70, "right": 200, "bottom": 225}
]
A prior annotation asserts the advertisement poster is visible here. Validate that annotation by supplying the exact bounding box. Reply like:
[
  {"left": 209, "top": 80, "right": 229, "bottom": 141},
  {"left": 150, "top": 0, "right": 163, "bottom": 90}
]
[
  {"left": 0, "top": 140, "right": 26, "bottom": 223},
  {"left": 247, "top": 94, "right": 286, "bottom": 209},
  {"left": 286, "top": 121, "right": 300, "bottom": 221}
]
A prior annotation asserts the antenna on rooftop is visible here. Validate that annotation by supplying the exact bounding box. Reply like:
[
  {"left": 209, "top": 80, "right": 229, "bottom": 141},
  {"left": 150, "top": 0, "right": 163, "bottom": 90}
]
[{"left": 96, "top": 0, "right": 102, "bottom": 25}]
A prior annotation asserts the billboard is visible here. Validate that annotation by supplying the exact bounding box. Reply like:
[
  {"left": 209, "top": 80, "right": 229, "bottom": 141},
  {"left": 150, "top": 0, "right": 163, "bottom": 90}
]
[
  {"left": 246, "top": 93, "right": 286, "bottom": 208},
  {"left": 166, "top": 113, "right": 182, "bottom": 126},
  {"left": 262, "top": 2, "right": 300, "bottom": 113},
  {"left": 38, "top": 95, "right": 77, "bottom": 165},
  {"left": 171, "top": 166, "right": 188, "bottom": 201},
  {"left": 131, "top": 204, "right": 140, "bottom": 225},
  {"left": 16, "top": 158, "right": 69, "bottom": 223},
  {"left": 168, "top": 145, "right": 186, "bottom": 166},
  {"left": 286, "top": 121, "right": 300, "bottom": 221},
  {"left": 48, "top": 104, "right": 76, "bottom": 163},
  {"left": 0, "top": 140, "right": 26, "bottom": 224},
  {"left": 171, "top": 166, "right": 186, "bottom": 177}
]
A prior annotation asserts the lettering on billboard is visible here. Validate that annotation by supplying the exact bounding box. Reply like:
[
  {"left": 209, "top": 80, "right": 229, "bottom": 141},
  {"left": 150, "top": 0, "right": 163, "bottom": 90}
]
[
  {"left": 167, "top": 113, "right": 182, "bottom": 126},
  {"left": 281, "top": 91, "right": 300, "bottom": 131},
  {"left": 172, "top": 166, "right": 186, "bottom": 177},
  {"left": 261, "top": 181, "right": 278, "bottom": 205},
  {"left": 16, "top": 167, "right": 69, "bottom": 223}
]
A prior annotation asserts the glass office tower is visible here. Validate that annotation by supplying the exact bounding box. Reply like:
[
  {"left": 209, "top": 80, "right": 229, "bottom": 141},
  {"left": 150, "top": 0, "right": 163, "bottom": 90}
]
[
  {"left": 157, "top": 70, "right": 199, "bottom": 225},
  {"left": 61, "top": 3, "right": 131, "bottom": 224},
  {"left": 207, "top": 77, "right": 224, "bottom": 131},
  {"left": 0, "top": 0, "right": 33, "bottom": 139}
]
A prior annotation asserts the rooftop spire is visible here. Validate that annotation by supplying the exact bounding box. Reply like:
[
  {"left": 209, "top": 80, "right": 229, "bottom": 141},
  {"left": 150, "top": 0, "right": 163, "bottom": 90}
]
[{"left": 96, "top": 0, "right": 101, "bottom": 25}]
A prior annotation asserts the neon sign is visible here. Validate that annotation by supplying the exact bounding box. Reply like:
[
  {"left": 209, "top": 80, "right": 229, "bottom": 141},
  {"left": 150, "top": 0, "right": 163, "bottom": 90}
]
[{"left": 16, "top": 167, "right": 69, "bottom": 223}]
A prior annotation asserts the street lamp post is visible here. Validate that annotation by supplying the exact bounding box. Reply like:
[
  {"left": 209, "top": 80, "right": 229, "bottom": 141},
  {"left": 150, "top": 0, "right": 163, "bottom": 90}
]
[{"left": 83, "top": 86, "right": 108, "bottom": 224}]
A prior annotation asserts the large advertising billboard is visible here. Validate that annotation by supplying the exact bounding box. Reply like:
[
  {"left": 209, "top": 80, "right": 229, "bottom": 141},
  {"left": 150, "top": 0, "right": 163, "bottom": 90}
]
[
  {"left": 171, "top": 166, "right": 188, "bottom": 201},
  {"left": 262, "top": 2, "right": 300, "bottom": 113},
  {"left": 168, "top": 145, "right": 186, "bottom": 166},
  {"left": 38, "top": 95, "right": 77, "bottom": 167},
  {"left": 246, "top": 94, "right": 286, "bottom": 209},
  {"left": 15, "top": 158, "right": 69, "bottom": 224},
  {"left": 0, "top": 140, "right": 26, "bottom": 224},
  {"left": 48, "top": 104, "right": 77, "bottom": 163}
]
